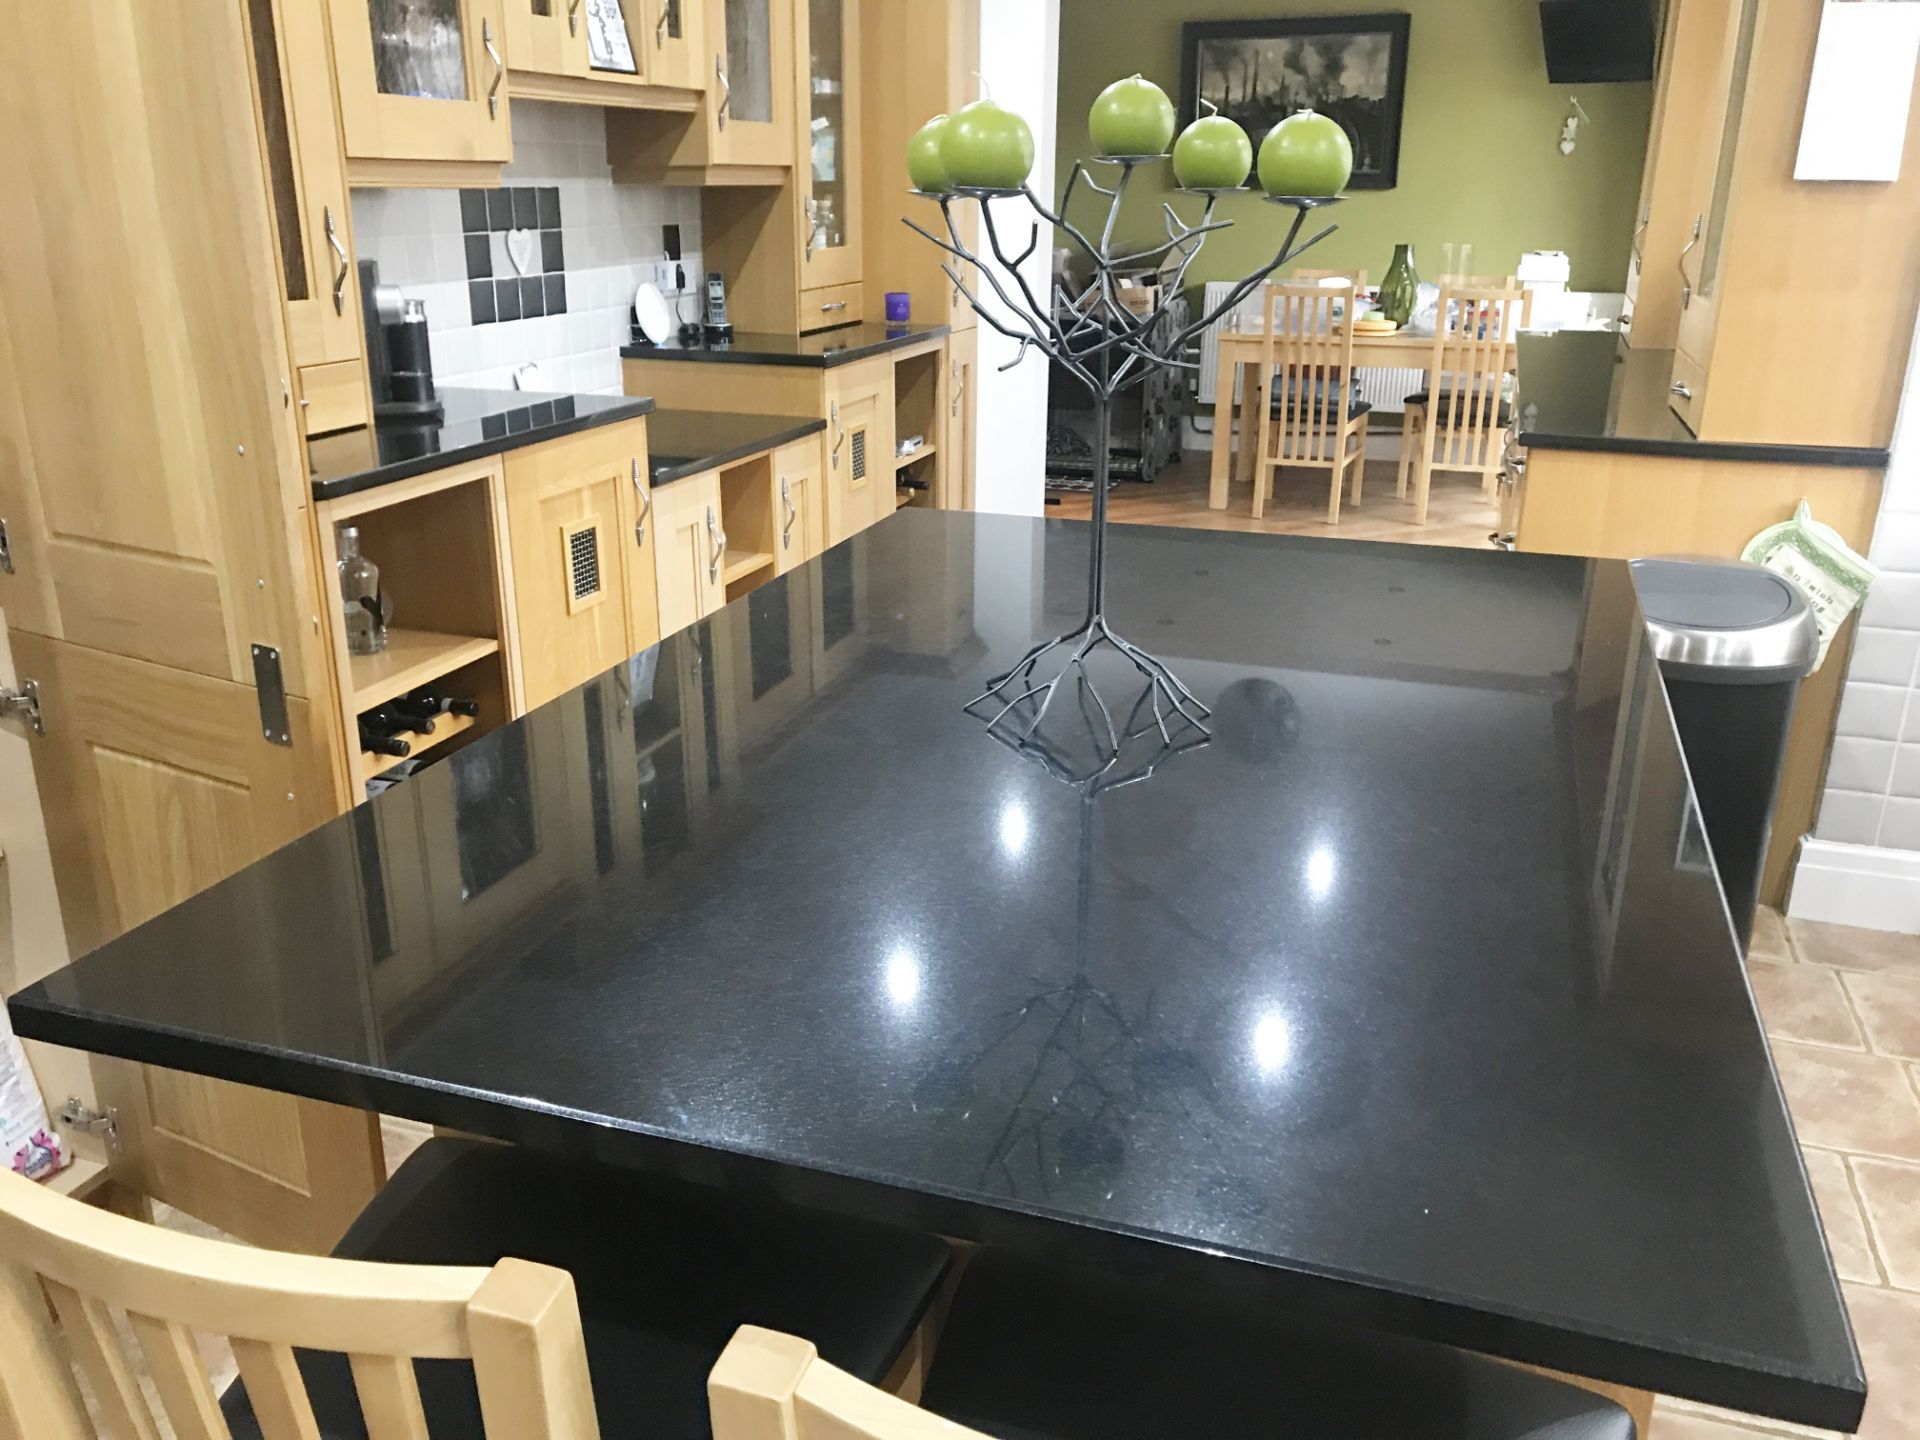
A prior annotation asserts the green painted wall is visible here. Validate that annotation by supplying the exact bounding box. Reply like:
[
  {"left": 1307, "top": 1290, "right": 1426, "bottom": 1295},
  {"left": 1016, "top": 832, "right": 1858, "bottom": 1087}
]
[{"left": 1054, "top": 0, "right": 1653, "bottom": 292}]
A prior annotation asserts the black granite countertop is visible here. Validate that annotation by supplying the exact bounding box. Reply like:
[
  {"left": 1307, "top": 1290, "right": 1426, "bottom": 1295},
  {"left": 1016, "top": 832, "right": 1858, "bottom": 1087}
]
[
  {"left": 620, "top": 321, "right": 950, "bottom": 368},
  {"left": 647, "top": 410, "right": 827, "bottom": 484},
  {"left": 1517, "top": 330, "right": 1892, "bottom": 467},
  {"left": 7, "top": 514, "right": 1863, "bottom": 1431},
  {"left": 309, "top": 387, "right": 655, "bottom": 501}
]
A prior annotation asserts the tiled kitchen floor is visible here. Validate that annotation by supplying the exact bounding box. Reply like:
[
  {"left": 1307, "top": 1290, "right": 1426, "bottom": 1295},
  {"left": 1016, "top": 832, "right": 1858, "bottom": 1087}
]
[
  {"left": 123, "top": 917, "right": 1920, "bottom": 1437},
  {"left": 1650, "top": 909, "right": 1920, "bottom": 1440}
]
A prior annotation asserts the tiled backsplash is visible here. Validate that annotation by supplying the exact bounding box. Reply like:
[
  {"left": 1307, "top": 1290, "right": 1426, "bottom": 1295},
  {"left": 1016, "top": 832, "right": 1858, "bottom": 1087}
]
[
  {"left": 351, "top": 101, "right": 701, "bottom": 395},
  {"left": 1816, "top": 308, "right": 1920, "bottom": 851}
]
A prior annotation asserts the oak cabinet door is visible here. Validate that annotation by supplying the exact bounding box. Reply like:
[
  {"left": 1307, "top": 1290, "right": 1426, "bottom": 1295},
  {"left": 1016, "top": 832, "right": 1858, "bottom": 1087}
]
[
  {"left": 824, "top": 358, "right": 893, "bottom": 544},
  {"left": 796, "top": 0, "right": 861, "bottom": 292},
  {"left": 654, "top": 471, "right": 726, "bottom": 637},
  {"left": 329, "top": 0, "right": 514, "bottom": 167},
  {"left": 944, "top": 328, "right": 977, "bottom": 511},
  {"left": 704, "top": 0, "right": 794, "bottom": 167},
  {"left": 772, "top": 436, "right": 826, "bottom": 573}
]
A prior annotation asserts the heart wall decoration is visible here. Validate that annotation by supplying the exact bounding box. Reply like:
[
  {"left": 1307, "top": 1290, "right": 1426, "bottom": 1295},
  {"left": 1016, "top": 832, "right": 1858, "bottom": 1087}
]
[{"left": 505, "top": 227, "right": 537, "bottom": 277}]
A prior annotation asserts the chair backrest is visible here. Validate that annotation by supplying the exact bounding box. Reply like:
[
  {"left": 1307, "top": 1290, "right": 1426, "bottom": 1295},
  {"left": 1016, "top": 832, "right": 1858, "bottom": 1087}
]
[
  {"left": 1291, "top": 266, "right": 1368, "bottom": 289},
  {"left": 0, "top": 1169, "right": 600, "bottom": 1440},
  {"left": 1257, "top": 282, "right": 1360, "bottom": 466},
  {"left": 1423, "top": 281, "right": 1532, "bottom": 468},
  {"left": 711, "top": 1326, "right": 988, "bottom": 1440},
  {"left": 1434, "top": 272, "right": 1518, "bottom": 288}
]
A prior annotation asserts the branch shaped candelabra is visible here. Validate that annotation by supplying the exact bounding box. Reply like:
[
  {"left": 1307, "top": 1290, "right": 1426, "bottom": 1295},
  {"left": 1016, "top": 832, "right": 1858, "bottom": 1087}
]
[{"left": 907, "top": 159, "right": 1341, "bottom": 762}]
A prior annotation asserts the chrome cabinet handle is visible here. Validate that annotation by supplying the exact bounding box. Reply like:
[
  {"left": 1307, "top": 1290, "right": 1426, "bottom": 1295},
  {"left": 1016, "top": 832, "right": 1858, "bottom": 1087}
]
[
  {"left": 715, "top": 54, "right": 730, "bottom": 129},
  {"left": 631, "top": 457, "right": 651, "bottom": 546},
  {"left": 657, "top": 0, "right": 671, "bottom": 45},
  {"left": 324, "top": 205, "right": 349, "bottom": 315},
  {"left": 1677, "top": 213, "right": 1701, "bottom": 309},
  {"left": 951, "top": 361, "right": 965, "bottom": 416},
  {"left": 780, "top": 476, "right": 796, "bottom": 549},
  {"left": 705, "top": 505, "right": 726, "bottom": 584},
  {"left": 1630, "top": 205, "right": 1650, "bottom": 261},
  {"left": 830, "top": 402, "right": 844, "bottom": 470},
  {"left": 820, "top": 300, "right": 846, "bottom": 314},
  {"left": 804, "top": 196, "right": 818, "bottom": 259},
  {"left": 1670, "top": 381, "right": 1693, "bottom": 400},
  {"left": 484, "top": 19, "right": 502, "bottom": 119},
  {"left": 567, "top": 0, "right": 580, "bottom": 34}
]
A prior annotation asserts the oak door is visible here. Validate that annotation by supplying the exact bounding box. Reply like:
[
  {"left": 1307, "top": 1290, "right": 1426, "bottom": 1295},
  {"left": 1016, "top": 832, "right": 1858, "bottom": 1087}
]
[
  {"left": 0, "top": 0, "right": 381, "bottom": 1249},
  {"left": 504, "top": 421, "right": 660, "bottom": 711},
  {"left": 329, "top": 0, "right": 514, "bottom": 168},
  {"left": 773, "top": 436, "right": 826, "bottom": 573},
  {"left": 654, "top": 471, "right": 727, "bottom": 638},
  {"left": 644, "top": 0, "right": 705, "bottom": 88},
  {"left": 944, "top": 328, "right": 977, "bottom": 511},
  {"left": 705, "top": 0, "right": 796, "bottom": 168},
  {"left": 824, "top": 359, "right": 894, "bottom": 542},
  {"left": 796, "top": 0, "right": 862, "bottom": 292}
]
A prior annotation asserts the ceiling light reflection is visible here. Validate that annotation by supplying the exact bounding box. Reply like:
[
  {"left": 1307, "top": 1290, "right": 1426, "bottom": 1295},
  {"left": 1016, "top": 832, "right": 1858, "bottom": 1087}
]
[
  {"left": 1305, "top": 844, "right": 1336, "bottom": 900},
  {"left": 1252, "top": 1009, "right": 1292, "bottom": 1076},
  {"left": 885, "top": 949, "right": 921, "bottom": 1008},
  {"left": 998, "top": 802, "right": 1030, "bottom": 858}
]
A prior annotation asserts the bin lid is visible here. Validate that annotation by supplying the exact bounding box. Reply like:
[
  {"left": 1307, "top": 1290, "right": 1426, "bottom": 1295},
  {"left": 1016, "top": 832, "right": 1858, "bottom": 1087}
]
[{"left": 1628, "top": 554, "right": 1819, "bottom": 685}]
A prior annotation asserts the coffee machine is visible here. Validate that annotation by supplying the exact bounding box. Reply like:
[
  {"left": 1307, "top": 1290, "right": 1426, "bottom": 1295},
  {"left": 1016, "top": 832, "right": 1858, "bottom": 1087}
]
[{"left": 359, "top": 258, "right": 443, "bottom": 423}]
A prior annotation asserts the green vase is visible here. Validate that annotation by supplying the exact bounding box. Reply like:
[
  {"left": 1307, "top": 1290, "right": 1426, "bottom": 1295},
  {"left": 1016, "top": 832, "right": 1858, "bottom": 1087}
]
[{"left": 1379, "top": 243, "right": 1419, "bottom": 327}]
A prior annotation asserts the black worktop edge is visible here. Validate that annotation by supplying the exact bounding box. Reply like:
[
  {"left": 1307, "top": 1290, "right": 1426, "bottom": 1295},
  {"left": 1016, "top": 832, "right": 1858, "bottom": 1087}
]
[
  {"left": 620, "top": 325, "right": 952, "bottom": 369},
  {"left": 651, "top": 417, "right": 828, "bottom": 484},
  {"left": 310, "top": 394, "right": 657, "bottom": 503},
  {"left": 1519, "top": 427, "right": 1893, "bottom": 469},
  {"left": 4, "top": 986, "right": 1868, "bottom": 1435}
]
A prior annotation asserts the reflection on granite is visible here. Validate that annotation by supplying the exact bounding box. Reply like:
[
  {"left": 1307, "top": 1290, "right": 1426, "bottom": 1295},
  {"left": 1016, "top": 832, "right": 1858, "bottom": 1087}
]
[
  {"left": 8, "top": 514, "right": 1863, "bottom": 1429},
  {"left": 1517, "top": 330, "right": 1891, "bottom": 467},
  {"left": 619, "top": 321, "right": 950, "bottom": 368},
  {"left": 308, "top": 387, "right": 655, "bottom": 501}
]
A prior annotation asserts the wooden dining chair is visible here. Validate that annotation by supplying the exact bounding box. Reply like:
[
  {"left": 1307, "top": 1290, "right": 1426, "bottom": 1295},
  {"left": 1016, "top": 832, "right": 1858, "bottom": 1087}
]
[
  {"left": 1290, "top": 266, "right": 1368, "bottom": 288},
  {"left": 1252, "top": 281, "right": 1372, "bottom": 524},
  {"left": 709, "top": 1250, "right": 1639, "bottom": 1440},
  {"left": 0, "top": 1165, "right": 601, "bottom": 1439},
  {"left": 1398, "top": 281, "right": 1532, "bottom": 526}
]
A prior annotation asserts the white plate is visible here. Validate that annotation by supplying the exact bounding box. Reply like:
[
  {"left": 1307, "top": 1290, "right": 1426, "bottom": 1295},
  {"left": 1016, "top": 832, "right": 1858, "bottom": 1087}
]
[{"left": 634, "top": 282, "right": 674, "bottom": 346}]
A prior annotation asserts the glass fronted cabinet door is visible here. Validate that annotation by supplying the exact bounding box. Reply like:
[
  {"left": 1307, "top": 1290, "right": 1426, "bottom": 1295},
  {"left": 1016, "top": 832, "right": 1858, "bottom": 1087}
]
[
  {"left": 330, "top": 0, "right": 513, "bottom": 169},
  {"left": 705, "top": 0, "right": 794, "bottom": 168},
  {"left": 798, "top": 0, "right": 860, "bottom": 290}
]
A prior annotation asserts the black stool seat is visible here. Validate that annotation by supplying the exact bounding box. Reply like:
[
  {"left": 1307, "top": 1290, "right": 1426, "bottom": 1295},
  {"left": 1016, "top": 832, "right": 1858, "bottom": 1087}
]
[
  {"left": 1405, "top": 388, "right": 1513, "bottom": 427},
  {"left": 919, "top": 1252, "right": 1635, "bottom": 1440},
  {"left": 222, "top": 1139, "right": 951, "bottom": 1439}
]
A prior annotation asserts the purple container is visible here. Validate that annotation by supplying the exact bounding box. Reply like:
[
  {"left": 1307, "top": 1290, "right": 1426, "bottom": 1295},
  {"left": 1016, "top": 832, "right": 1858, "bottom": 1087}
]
[{"left": 885, "top": 291, "right": 911, "bottom": 324}]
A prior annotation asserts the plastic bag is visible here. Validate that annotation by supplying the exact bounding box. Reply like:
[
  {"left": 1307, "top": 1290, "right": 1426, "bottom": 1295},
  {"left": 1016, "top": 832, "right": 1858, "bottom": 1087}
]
[
  {"left": 2, "top": 1004, "right": 63, "bottom": 1181},
  {"left": 1741, "top": 500, "right": 1879, "bottom": 669}
]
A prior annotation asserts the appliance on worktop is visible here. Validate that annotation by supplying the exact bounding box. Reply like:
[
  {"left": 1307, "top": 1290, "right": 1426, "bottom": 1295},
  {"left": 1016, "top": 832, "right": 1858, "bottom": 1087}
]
[{"left": 359, "top": 258, "right": 443, "bottom": 425}]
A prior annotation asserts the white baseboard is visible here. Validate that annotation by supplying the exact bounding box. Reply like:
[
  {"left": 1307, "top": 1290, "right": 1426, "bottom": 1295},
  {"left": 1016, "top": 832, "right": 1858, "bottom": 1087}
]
[{"left": 1788, "top": 838, "right": 1920, "bottom": 933}]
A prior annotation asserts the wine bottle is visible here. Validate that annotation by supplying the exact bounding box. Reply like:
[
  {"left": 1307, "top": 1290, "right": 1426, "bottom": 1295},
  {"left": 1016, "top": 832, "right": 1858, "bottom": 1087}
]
[
  {"left": 358, "top": 719, "right": 410, "bottom": 758},
  {"left": 361, "top": 705, "right": 430, "bottom": 739},
  {"left": 398, "top": 688, "right": 480, "bottom": 719}
]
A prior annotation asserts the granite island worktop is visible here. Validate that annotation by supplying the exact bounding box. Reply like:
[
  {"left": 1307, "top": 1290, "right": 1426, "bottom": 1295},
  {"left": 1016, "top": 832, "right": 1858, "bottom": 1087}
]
[
  {"left": 9, "top": 512, "right": 1866, "bottom": 1431},
  {"left": 619, "top": 321, "right": 950, "bottom": 368}
]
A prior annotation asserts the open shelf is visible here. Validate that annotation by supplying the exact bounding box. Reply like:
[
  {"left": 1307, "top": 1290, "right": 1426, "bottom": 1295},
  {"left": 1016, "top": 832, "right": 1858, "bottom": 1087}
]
[
  {"left": 349, "top": 631, "right": 500, "bottom": 712},
  {"left": 362, "top": 709, "right": 479, "bottom": 780},
  {"left": 893, "top": 442, "right": 937, "bottom": 473},
  {"left": 721, "top": 548, "right": 776, "bottom": 586}
]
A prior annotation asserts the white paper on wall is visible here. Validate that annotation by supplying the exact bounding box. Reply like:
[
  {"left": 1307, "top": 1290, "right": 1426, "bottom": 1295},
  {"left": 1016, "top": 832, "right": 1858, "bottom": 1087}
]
[
  {"left": 0, "top": 1002, "right": 63, "bottom": 1181},
  {"left": 585, "top": 0, "right": 637, "bottom": 74},
  {"left": 1795, "top": 0, "right": 1920, "bottom": 183}
]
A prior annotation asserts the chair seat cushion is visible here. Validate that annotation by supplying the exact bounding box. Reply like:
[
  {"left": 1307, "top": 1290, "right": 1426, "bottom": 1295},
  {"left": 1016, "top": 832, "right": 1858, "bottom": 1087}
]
[
  {"left": 1269, "top": 376, "right": 1370, "bottom": 421},
  {"left": 920, "top": 1252, "right": 1635, "bottom": 1440},
  {"left": 221, "top": 1138, "right": 951, "bottom": 1440},
  {"left": 1405, "top": 388, "right": 1513, "bottom": 426}
]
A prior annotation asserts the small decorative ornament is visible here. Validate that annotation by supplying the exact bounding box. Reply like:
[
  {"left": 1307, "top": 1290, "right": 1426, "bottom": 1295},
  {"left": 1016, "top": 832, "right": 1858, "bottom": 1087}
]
[{"left": 505, "top": 227, "right": 538, "bottom": 278}]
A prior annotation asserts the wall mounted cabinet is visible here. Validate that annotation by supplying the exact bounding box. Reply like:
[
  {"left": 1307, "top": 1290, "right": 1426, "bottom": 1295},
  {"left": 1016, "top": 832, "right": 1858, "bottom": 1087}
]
[
  {"left": 504, "top": 0, "right": 702, "bottom": 109},
  {"left": 328, "top": 0, "right": 514, "bottom": 185}
]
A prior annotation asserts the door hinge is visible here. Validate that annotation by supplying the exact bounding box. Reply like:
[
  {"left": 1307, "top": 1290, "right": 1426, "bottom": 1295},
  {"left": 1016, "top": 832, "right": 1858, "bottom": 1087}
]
[
  {"left": 0, "top": 517, "right": 12, "bottom": 574},
  {"left": 252, "top": 644, "right": 292, "bottom": 747},
  {"left": 0, "top": 678, "right": 41, "bottom": 735},
  {"left": 56, "top": 1097, "right": 119, "bottom": 1150}
]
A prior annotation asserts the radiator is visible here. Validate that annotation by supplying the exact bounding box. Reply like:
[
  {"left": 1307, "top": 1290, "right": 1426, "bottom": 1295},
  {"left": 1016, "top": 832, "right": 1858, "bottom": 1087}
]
[{"left": 1194, "top": 281, "right": 1452, "bottom": 417}]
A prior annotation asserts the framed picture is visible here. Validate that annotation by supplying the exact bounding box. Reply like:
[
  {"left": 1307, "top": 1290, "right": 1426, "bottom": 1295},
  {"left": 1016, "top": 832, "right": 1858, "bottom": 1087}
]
[
  {"left": 1179, "top": 14, "right": 1411, "bottom": 190},
  {"left": 585, "top": 0, "right": 638, "bottom": 74}
]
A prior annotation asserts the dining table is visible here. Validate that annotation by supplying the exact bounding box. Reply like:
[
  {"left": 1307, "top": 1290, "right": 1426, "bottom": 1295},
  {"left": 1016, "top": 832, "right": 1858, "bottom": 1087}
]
[{"left": 8, "top": 510, "right": 1867, "bottom": 1432}]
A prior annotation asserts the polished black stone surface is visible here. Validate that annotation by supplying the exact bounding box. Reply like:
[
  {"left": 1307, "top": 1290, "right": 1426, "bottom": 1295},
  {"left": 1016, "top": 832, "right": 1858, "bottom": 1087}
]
[
  {"left": 647, "top": 411, "right": 827, "bottom": 484},
  {"left": 308, "top": 387, "right": 656, "bottom": 501},
  {"left": 8, "top": 514, "right": 1863, "bottom": 1429},
  {"left": 620, "top": 322, "right": 950, "bottom": 368},
  {"left": 1516, "top": 330, "right": 1891, "bottom": 467}
]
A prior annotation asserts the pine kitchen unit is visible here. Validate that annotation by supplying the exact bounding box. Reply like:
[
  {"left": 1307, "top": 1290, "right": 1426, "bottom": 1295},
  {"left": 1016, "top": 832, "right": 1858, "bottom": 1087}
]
[{"left": 504, "top": 0, "right": 704, "bottom": 108}]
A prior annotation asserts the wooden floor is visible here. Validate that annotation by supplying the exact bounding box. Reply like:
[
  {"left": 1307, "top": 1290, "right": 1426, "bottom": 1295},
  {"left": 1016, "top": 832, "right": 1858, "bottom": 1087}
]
[{"left": 1049, "top": 447, "right": 1501, "bottom": 550}]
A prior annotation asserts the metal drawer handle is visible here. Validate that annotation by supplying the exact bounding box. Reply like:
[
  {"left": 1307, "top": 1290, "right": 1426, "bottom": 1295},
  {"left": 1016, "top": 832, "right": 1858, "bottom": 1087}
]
[
  {"left": 706, "top": 505, "right": 726, "bottom": 584},
  {"left": 820, "top": 300, "right": 847, "bottom": 314},
  {"left": 324, "top": 205, "right": 349, "bottom": 315},
  {"left": 657, "top": 0, "right": 671, "bottom": 45},
  {"left": 1670, "top": 381, "right": 1693, "bottom": 400},
  {"left": 631, "top": 457, "right": 651, "bottom": 546},
  {"left": 715, "top": 54, "right": 730, "bottom": 129},
  {"left": 484, "top": 19, "right": 502, "bottom": 119},
  {"left": 780, "top": 476, "right": 796, "bottom": 549},
  {"left": 804, "top": 197, "right": 819, "bottom": 259},
  {"left": 568, "top": 0, "right": 581, "bottom": 35},
  {"left": 1677, "top": 213, "right": 1701, "bottom": 309}
]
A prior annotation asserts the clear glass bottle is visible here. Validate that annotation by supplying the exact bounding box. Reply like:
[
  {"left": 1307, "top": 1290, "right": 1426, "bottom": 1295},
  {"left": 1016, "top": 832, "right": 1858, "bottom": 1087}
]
[{"left": 338, "top": 525, "right": 389, "bottom": 656}]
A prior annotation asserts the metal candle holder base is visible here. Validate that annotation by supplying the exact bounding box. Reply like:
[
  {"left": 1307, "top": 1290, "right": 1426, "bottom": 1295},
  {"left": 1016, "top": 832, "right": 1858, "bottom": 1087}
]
[{"left": 910, "top": 157, "right": 1342, "bottom": 749}]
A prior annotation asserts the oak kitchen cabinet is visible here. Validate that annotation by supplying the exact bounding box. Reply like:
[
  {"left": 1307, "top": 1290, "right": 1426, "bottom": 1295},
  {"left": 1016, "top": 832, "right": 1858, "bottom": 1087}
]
[
  {"left": 944, "top": 326, "right": 977, "bottom": 512},
  {"left": 504, "top": 0, "right": 703, "bottom": 107},
  {"left": 654, "top": 468, "right": 728, "bottom": 636},
  {"left": 825, "top": 357, "right": 895, "bottom": 545},
  {"left": 774, "top": 436, "right": 827, "bottom": 573},
  {"left": 328, "top": 0, "right": 514, "bottom": 184},
  {"left": 505, "top": 419, "right": 661, "bottom": 710},
  {"left": 243, "top": 0, "right": 371, "bottom": 436}
]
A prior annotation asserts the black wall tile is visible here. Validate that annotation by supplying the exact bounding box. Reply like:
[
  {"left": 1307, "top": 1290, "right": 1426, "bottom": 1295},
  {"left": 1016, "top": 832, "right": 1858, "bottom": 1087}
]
[
  {"left": 469, "top": 278, "right": 496, "bottom": 325},
  {"left": 465, "top": 233, "right": 493, "bottom": 279},
  {"left": 511, "top": 187, "right": 538, "bottom": 229},
  {"left": 519, "top": 274, "right": 545, "bottom": 318},
  {"left": 460, "top": 189, "right": 491, "bottom": 232},
  {"left": 544, "top": 274, "right": 567, "bottom": 314},
  {"left": 495, "top": 277, "right": 522, "bottom": 321},
  {"left": 541, "top": 229, "right": 564, "bottom": 273},
  {"left": 486, "top": 189, "right": 514, "bottom": 229},
  {"left": 536, "top": 186, "right": 561, "bottom": 228}
]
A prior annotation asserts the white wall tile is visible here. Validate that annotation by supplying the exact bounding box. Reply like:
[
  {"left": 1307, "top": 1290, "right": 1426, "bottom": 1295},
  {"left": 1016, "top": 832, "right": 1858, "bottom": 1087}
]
[
  {"left": 1879, "top": 797, "right": 1920, "bottom": 851},
  {"left": 1847, "top": 625, "right": 1920, "bottom": 686},
  {"left": 1835, "top": 680, "right": 1910, "bottom": 741},
  {"left": 1831, "top": 736, "right": 1898, "bottom": 793},
  {"left": 1816, "top": 788, "right": 1886, "bottom": 846},
  {"left": 1892, "top": 741, "right": 1920, "bottom": 798}
]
